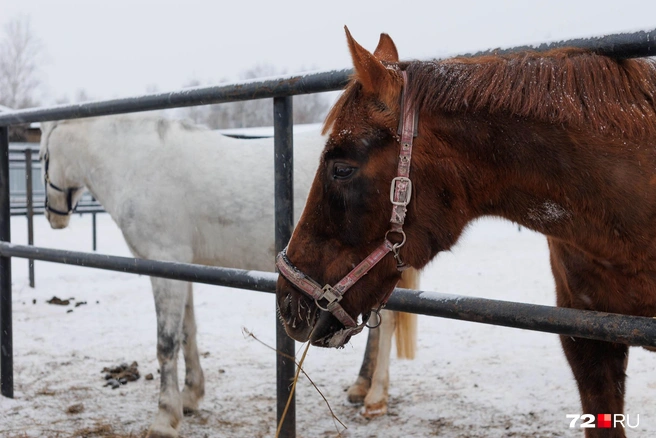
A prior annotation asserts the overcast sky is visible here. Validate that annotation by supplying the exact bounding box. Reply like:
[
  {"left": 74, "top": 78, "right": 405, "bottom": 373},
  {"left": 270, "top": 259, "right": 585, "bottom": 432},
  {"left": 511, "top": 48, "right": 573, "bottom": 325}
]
[{"left": 3, "top": 0, "right": 656, "bottom": 105}]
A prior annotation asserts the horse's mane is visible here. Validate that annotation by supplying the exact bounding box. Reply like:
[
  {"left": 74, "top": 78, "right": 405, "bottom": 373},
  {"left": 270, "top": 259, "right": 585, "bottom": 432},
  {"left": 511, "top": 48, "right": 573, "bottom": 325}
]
[
  {"left": 325, "top": 48, "right": 656, "bottom": 138},
  {"left": 54, "top": 114, "right": 209, "bottom": 134},
  {"left": 408, "top": 48, "right": 656, "bottom": 138}
]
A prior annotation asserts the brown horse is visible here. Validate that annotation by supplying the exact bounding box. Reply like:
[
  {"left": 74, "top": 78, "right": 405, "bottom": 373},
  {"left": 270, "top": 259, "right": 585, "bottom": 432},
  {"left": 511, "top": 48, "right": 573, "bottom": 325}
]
[{"left": 275, "top": 28, "right": 656, "bottom": 437}]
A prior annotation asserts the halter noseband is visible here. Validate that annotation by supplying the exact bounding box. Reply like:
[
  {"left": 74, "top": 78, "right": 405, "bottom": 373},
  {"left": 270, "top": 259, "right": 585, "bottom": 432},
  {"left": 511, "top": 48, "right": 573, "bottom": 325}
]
[
  {"left": 276, "top": 71, "right": 417, "bottom": 346},
  {"left": 43, "top": 150, "right": 82, "bottom": 216}
]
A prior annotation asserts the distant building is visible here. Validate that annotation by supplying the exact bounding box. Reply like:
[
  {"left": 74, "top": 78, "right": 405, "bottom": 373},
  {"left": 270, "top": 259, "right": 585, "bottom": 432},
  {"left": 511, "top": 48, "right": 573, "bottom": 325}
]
[{"left": 0, "top": 105, "right": 42, "bottom": 143}]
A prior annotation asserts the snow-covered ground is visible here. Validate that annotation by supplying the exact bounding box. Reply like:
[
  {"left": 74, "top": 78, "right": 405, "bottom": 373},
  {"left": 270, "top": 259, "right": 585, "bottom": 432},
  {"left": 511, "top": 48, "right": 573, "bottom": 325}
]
[{"left": 0, "top": 214, "right": 653, "bottom": 437}]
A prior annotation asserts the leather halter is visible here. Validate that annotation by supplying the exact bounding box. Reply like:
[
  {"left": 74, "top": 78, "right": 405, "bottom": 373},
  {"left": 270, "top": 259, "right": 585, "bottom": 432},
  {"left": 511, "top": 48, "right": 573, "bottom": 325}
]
[
  {"left": 276, "top": 71, "right": 417, "bottom": 346},
  {"left": 43, "top": 150, "right": 82, "bottom": 216}
]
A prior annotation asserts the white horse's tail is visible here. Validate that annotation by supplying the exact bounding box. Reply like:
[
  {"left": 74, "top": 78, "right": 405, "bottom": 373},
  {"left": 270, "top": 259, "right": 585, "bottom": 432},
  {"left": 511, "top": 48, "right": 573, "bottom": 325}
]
[{"left": 394, "top": 267, "right": 419, "bottom": 360}]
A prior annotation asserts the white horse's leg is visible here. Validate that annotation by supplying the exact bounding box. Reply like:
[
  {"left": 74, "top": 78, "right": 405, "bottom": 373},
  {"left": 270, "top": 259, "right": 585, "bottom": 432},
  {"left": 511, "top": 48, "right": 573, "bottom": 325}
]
[
  {"left": 361, "top": 268, "right": 419, "bottom": 418},
  {"left": 147, "top": 278, "right": 188, "bottom": 438},
  {"left": 361, "top": 309, "right": 395, "bottom": 418},
  {"left": 346, "top": 313, "right": 380, "bottom": 404},
  {"left": 181, "top": 283, "right": 205, "bottom": 414}
]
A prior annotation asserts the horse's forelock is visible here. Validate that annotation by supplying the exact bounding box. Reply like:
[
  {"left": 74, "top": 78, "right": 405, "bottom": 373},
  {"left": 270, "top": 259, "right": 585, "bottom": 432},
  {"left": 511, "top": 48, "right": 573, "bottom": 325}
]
[{"left": 323, "top": 81, "right": 358, "bottom": 136}]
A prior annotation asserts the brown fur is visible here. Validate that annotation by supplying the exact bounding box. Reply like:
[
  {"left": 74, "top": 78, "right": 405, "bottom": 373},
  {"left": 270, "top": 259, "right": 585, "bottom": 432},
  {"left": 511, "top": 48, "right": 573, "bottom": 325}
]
[{"left": 276, "top": 29, "right": 656, "bottom": 437}]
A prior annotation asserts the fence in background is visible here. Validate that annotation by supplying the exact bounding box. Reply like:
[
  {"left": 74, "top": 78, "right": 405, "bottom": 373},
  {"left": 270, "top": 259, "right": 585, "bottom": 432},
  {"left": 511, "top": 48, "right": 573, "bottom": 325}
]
[
  {"left": 2, "top": 28, "right": 656, "bottom": 437},
  {"left": 8, "top": 144, "right": 103, "bottom": 286}
]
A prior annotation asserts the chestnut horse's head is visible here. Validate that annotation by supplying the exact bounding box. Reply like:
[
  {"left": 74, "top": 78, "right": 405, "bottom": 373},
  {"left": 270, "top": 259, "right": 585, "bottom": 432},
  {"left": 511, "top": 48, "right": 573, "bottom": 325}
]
[{"left": 276, "top": 28, "right": 442, "bottom": 347}]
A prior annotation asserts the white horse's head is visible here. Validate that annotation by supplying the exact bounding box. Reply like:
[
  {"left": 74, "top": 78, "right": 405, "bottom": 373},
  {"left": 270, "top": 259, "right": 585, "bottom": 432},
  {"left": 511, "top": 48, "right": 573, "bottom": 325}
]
[{"left": 39, "top": 121, "right": 86, "bottom": 229}]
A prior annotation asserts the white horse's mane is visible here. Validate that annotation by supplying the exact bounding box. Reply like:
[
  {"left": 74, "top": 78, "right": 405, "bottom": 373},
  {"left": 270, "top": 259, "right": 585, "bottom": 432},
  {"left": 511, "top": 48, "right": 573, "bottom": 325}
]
[{"left": 41, "top": 114, "right": 210, "bottom": 151}]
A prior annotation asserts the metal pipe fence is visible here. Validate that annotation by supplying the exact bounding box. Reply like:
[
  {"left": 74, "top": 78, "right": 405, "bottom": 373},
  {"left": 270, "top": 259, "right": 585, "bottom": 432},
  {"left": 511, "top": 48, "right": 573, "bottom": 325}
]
[
  {"left": 1, "top": 27, "right": 656, "bottom": 437},
  {"left": 273, "top": 96, "right": 296, "bottom": 436},
  {"left": 24, "top": 149, "right": 34, "bottom": 288},
  {"left": 2, "top": 241, "right": 656, "bottom": 348},
  {"left": 0, "top": 126, "right": 12, "bottom": 396}
]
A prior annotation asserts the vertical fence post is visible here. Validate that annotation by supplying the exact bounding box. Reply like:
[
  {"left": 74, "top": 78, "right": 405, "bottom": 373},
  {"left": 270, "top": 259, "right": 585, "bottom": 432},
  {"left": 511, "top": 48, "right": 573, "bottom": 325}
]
[
  {"left": 92, "top": 213, "right": 97, "bottom": 251},
  {"left": 24, "top": 148, "right": 35, "bottom": 288},
  {"left": 92, "top": 197, "right": 97, "bottom": 251},
  {"left": 0, "top": 126, "right": 13, "bottom": 398},
  {"left": 274, "top": 96, "right": 295, "bottom": 437}
]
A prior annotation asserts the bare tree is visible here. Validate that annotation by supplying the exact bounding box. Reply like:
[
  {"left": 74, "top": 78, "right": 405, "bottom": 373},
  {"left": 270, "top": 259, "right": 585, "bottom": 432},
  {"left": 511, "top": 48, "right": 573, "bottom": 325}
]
[
  {"left": 0, "top": 16, "right": 43, "bottom": 109},
  {"left": 293, "top": 93, "right": 331, "bottom": 125},
  {"left": 0, "top": 16, "right": 44, "bottom": 140},
  {"left": 182, "top": 64, "right": 331, "bottom": 130}
]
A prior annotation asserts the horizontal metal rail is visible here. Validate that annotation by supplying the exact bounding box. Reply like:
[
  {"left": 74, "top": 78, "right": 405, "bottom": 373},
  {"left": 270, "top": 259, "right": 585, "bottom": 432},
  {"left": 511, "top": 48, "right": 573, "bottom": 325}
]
[
  {"left": 387, "top": 289, "right": 656, "bottom": 348},
  {"left": 8, "top": 158, "right": 40, "bottom": 163},
  {"left": 467, "top": 28, "right": 656, "bottom": 58},
  {"left": 10, "top": 202, "right": 102, "bottom": 208},
  {"left": 1, "top": 241, "right": 655, "bottom": 348},
  {"left": 0, "top": 28, "right": 654, "bottom": 127},
  {"left": 0, "top": 242, "right": 277, "bottom": 293},
  {"left": 0, "top": 242, "right": 278, "bottom": 293},
  {"left": 10, "top": 207, "right": 105, "bottom": 216},
  {"left": 0, "top": 70, "right": 352, "bottom": 126},
  {"left": 10, "top": 198, "right": 104, "bottom": 214}
]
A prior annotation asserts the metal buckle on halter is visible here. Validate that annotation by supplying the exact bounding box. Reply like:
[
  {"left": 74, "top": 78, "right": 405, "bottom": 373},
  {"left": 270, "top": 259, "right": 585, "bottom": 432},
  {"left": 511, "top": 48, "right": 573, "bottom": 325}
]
[
  {"left": 390, "top": 176, "right": 412, "bottom": 206},
  {"left": 321, "top": 284, "right": 341, "bottom": 304},
  {"left": 314, "top": 284, "right": 342, "bottom": 312}
]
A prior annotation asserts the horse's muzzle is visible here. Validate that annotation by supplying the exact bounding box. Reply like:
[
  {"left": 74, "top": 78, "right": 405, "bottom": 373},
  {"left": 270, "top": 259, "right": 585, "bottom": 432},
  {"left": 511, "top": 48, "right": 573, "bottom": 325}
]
[
  {"left": 277, "top": 286, "right": 353, "bottom": 348},
  {"left": 308, "top": 311, "right": 353, "bottom": 348},
  {"left": 277, "top": 285, "right": 319, "bottom": 342},
  {"left": 45, "top": 211, "right": 71, "bottom": 229}
]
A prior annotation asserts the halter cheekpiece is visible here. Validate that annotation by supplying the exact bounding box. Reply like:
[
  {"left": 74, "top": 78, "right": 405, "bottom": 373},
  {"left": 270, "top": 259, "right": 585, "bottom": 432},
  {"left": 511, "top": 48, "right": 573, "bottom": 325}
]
[
  {"left": 276, "top": 70, "right": 417, "bottom": 346},
  {"left": 43, "top": 149, "right": 82, "bottom": 216}
]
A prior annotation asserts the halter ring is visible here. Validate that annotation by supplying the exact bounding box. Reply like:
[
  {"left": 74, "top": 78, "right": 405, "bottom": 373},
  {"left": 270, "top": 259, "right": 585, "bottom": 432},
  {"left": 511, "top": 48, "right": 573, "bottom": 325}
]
[
  {"left": 385, "top": 229, "right": 406, "bottom": 248},
  {"left": 365, "top": 307, "right": 383, "bottom": 329}
]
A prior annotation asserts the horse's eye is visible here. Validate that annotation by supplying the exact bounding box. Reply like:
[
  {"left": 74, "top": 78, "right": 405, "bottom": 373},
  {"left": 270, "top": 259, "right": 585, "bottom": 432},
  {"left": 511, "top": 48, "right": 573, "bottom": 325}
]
[{"left": 333, "top": 163, "right": 357, "bottom": 180}]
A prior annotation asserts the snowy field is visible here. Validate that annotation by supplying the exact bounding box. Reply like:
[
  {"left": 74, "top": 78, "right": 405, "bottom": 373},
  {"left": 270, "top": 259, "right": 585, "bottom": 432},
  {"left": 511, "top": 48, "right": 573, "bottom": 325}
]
[{"left": 0, "top": 214, "right": 654, "bottom": 437}]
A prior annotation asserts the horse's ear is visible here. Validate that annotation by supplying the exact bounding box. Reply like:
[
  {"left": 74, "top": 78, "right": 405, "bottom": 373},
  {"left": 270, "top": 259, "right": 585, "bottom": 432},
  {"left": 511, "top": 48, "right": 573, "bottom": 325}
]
[
  {"left": 40, "top": 121, "right": 52, "bottom": 134},
  {"left": 39, "top": 121, "right": 56, "bottom": 140},
  {"left": 344, "top": 26, "right": 395, "bottom": 95},
  {"left": 373, "top": 33, "right": 399, "bottom": 63}
]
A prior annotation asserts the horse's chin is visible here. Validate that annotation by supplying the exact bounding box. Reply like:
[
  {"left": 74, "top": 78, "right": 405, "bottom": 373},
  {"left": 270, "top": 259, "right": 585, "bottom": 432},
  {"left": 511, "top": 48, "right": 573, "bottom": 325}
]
[
  {"left": 310, "top": 332, "right": 352, "bottom": 349},
  {"left": 308, "top": 311, "right": 351, "bottom": 348},
  {"left": 283, "top": 323, "right": 314, "bottom": 343},
  {"left": 45, "top": 213, "right": 70, "bottom": 229},
  {"left": 281, "top": 309, "right": 351, "bottom": 348}
]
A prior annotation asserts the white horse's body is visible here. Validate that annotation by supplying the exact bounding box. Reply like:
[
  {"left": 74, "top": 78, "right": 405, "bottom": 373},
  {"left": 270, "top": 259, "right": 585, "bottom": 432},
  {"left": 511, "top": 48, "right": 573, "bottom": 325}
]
[
  {"left": 40, "top": 115, "right": 417, "bottom": 437},
  {"left": 44, "top": 116, "right": 314, "bottom": 269}
]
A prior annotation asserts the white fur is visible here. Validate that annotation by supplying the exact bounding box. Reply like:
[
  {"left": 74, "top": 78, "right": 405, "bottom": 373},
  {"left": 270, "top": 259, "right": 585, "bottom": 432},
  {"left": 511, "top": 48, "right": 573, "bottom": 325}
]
[
  {"left": 41, "top": 116, "right": 319, "bottom": 268},
  {"left": 40, "top": 114, "right": 407, "bottom": 436}
]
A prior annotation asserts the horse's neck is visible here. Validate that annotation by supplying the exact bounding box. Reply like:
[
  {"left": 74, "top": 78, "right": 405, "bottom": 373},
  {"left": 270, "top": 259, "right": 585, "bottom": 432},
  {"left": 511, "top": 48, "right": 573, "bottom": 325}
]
[
  {"left": 69, "top": 126, "right": 134, "bottom": 216},
  {"left": 429, "top": 112, "right": 656, "bottom": 260}
]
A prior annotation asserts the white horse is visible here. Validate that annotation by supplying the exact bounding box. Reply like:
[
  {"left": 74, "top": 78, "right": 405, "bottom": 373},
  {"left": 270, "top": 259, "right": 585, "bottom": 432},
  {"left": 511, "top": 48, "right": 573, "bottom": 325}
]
[{"left": 39, "top": 114, "right": 418, "bottom": 437}]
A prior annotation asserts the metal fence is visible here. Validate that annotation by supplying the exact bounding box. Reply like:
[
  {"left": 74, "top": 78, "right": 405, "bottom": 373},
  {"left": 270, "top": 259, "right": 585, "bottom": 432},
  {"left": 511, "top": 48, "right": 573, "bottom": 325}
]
[{"left": 2, "top": 28, "right": 656, "bottom": 438}]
